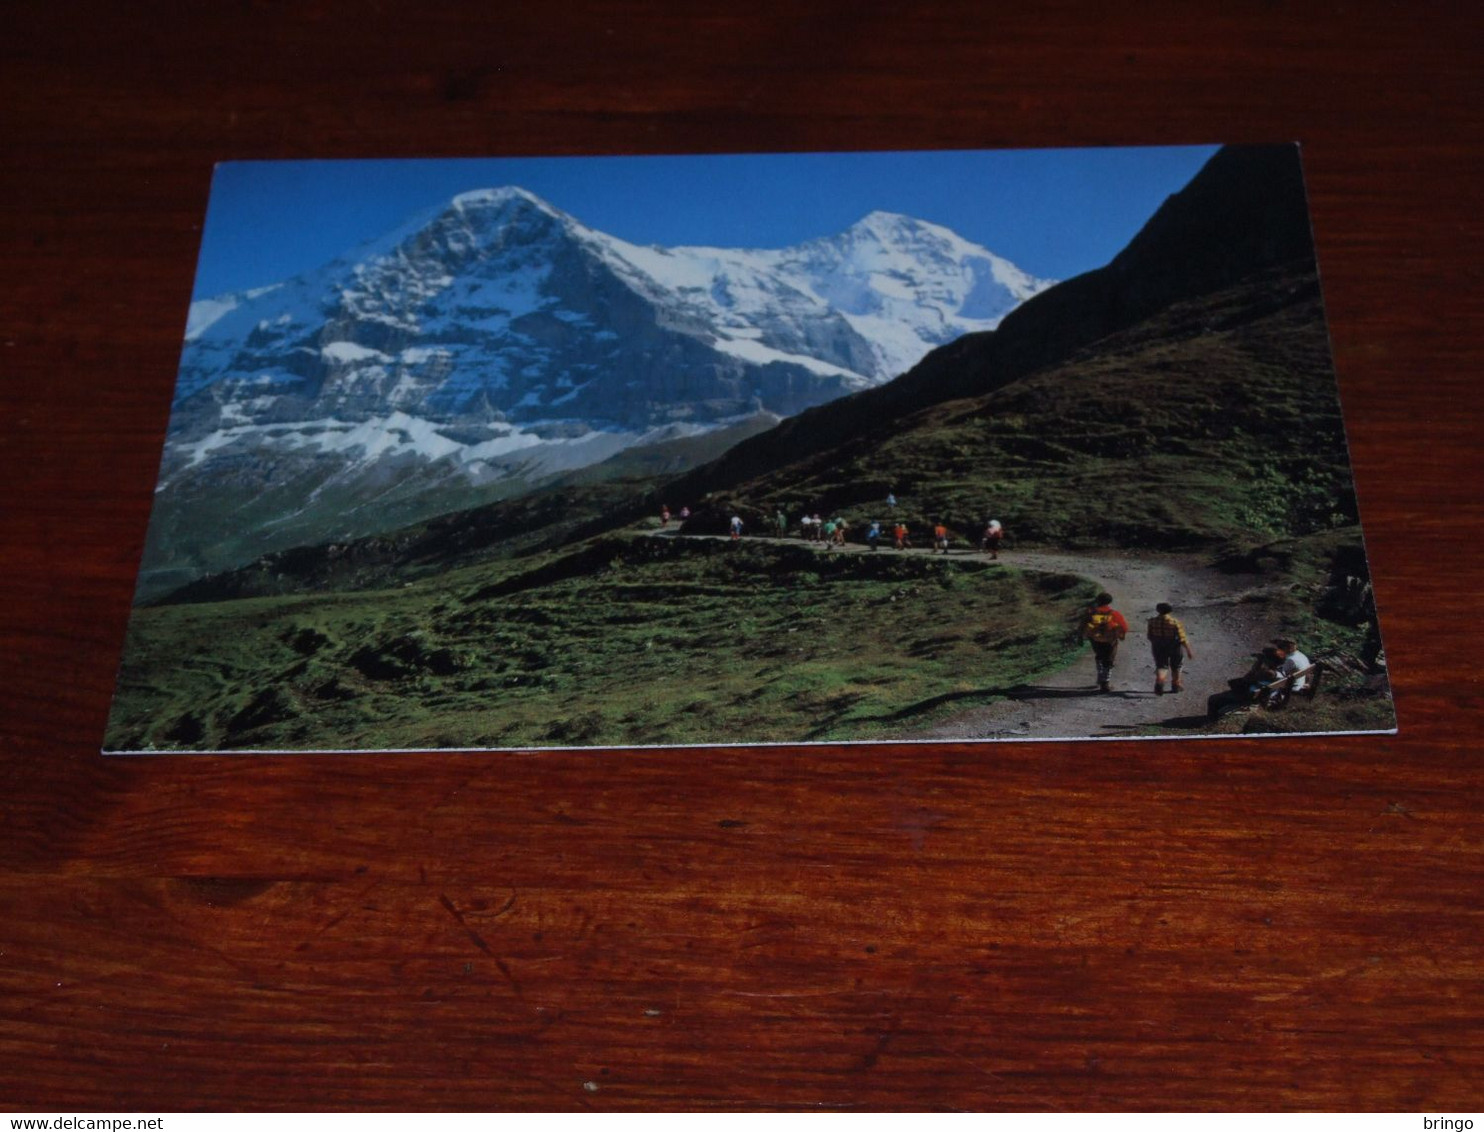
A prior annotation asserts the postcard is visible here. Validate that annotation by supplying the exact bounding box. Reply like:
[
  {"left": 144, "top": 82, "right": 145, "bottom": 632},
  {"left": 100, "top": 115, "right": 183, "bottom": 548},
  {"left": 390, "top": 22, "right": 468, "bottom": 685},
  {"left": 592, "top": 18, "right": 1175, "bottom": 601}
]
[{"left": 104, "top": 144, "right": 1395, "bottom": 752}]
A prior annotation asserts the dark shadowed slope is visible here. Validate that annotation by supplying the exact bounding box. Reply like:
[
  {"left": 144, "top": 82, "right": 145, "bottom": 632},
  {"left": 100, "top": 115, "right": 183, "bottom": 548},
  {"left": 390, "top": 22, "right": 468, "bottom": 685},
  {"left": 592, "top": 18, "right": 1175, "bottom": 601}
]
[{"left": 661, "top": 144, "right": 1319, "bottom": 504}]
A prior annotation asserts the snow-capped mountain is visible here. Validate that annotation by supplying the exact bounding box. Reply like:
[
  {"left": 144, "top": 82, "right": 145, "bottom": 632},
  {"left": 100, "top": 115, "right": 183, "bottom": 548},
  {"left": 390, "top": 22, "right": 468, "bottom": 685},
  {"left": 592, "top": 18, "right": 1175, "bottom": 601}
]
[{"left": 141, "top": 187, "right": 1051, "bottom": 595}]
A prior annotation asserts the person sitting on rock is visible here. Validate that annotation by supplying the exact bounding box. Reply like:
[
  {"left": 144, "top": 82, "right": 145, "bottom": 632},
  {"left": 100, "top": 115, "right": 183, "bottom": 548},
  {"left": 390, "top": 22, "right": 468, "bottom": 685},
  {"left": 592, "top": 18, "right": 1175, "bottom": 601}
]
[
  {"left": 1272, "top": 637, "right": 1312, "bottom": 694},
  {"left": 1206, "top": 647, "right": 1283, "bottom": 720}
]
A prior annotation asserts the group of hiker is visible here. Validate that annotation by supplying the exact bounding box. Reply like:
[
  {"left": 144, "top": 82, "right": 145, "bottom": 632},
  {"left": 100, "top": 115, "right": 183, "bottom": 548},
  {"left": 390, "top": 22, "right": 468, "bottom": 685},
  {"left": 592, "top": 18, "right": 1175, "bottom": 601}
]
[
  {"left": 669, "top": 503, "right": 1008, "bottom": 559},
  {"left": 1080, "top": 593, "right": 1196, "bottom": 695},
  {"left": 798, "top": 514, "right": 852, "bottom": 547},
  {"left": 1079, "top": 592, "right": 1314, "bottom": 716},
  {"left": 660, "top": 483, "right": 1017, "bottom": 560}
]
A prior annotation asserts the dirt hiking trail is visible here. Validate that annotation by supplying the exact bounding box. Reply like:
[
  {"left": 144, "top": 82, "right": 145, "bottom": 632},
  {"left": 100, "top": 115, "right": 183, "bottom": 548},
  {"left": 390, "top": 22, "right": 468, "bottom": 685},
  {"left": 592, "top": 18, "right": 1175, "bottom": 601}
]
[
  {"left": 667, "top": 531, "right": 1282, "bottom": 741},
  {"left": 912, "top": 548, "right": 1278, "bottom": 741}
]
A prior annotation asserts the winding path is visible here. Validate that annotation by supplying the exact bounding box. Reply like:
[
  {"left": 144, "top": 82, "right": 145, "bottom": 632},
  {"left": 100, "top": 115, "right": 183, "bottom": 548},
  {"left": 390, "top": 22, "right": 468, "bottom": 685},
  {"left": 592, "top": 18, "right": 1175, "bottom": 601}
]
[
  {"left": 660, "top": 530, "right": 1281, "bottom": 741},
  {"left": 909, "top": 548, "right": 1278, "bottom": 741}
]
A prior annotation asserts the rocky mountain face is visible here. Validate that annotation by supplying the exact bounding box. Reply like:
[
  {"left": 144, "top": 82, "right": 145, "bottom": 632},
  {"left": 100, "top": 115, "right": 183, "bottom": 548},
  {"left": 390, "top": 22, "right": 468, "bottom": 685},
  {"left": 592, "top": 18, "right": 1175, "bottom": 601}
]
[
  {"left": 139, "top": 188, "right": 1049, "bottom": 598},
  {"left": 664, "top": 144, "right": 1322, "bottom": 503},
  {"left": 146, "top": 145, "right": 1348, "bottom": 610}
]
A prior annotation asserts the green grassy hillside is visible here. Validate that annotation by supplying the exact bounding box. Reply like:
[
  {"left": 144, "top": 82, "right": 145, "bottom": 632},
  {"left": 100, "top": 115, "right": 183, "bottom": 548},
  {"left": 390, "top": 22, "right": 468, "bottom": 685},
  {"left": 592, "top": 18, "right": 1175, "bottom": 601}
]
[
  {"left": 680, "top": 265, "right": 1356, "bottom": 558},
  {"left": 112, "top": 263, "right": 1389, "bottom": 751},
  {"left": 108, "top": 145, "right": 1392, "bottom": 750},
  {"left": 156, "top": 477, "right": 659, "bottom": 605},
  {"left": 107, "top": 534, "right": 1096, "bottom": 751}
]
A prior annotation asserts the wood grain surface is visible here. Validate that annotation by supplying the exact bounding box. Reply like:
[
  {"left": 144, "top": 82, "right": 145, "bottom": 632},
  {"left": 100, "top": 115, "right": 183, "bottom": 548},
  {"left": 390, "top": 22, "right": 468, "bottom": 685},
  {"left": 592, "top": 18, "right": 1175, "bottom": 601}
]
[{"left": 2, "top": 0, "right": 1481, "bottom": 1112}]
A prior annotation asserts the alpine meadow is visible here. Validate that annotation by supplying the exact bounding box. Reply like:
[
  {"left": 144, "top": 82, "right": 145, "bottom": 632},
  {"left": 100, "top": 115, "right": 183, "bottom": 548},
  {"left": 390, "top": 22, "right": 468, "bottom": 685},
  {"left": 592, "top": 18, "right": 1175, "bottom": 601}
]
[{"left": 105, "top": 144, "right": 1395, "bottom": 752}]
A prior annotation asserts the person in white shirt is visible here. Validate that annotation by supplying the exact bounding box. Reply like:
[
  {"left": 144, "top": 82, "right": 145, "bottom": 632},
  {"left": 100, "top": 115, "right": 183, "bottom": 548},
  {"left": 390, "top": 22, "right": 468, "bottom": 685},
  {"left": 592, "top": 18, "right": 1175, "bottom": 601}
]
[{"left": 1272, "top": 637, "right": 1312, "bottom": 691}]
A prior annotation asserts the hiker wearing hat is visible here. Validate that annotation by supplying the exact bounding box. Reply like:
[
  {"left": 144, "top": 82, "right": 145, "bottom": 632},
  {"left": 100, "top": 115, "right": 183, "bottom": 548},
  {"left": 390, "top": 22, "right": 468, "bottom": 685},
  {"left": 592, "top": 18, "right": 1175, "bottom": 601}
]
[
  {"left": 1081, "top": 592, "right": 1129, "bottom": 693},
  {"left": 1147, "top": 602, "right": 1195, "bottom": 695}
]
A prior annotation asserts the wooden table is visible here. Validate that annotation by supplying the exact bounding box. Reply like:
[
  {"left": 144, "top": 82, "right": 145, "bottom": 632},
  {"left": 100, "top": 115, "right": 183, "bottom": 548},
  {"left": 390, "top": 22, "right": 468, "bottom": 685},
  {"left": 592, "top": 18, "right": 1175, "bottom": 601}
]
[{"left": 3, "top": 0, "right": 1480, "bottom": 1112}]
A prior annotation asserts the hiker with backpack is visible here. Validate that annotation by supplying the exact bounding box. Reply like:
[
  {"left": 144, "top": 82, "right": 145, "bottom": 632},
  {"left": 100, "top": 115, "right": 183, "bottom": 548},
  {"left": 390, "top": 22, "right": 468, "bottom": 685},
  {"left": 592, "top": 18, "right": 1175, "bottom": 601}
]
[
  {"left": 1147, "top": 601, "right": 1195, "bottom": 694},
  {"left": 1081, "top": 592, "right": 1129, "bottom": 693}
]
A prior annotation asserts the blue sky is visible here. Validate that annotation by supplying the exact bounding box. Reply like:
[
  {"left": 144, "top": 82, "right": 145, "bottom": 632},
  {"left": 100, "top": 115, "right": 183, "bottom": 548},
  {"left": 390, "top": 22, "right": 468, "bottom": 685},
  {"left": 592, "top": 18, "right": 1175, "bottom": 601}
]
[{"left": 193, "top": 145, "right": 1221, "bottom": 300}]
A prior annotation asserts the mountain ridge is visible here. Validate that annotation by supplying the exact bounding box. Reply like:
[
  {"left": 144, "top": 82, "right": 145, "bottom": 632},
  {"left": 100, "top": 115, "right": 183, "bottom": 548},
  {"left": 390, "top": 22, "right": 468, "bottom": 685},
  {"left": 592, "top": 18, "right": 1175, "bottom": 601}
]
[
  {"left": 138, "top": 188, "right": 1050, "bottom": 597},
  {"left": 150, "top": 145, "right": 1357, "bottom": 610},
  {"left": 658, "top": 144, "right": 1319, "bottom": 508}
]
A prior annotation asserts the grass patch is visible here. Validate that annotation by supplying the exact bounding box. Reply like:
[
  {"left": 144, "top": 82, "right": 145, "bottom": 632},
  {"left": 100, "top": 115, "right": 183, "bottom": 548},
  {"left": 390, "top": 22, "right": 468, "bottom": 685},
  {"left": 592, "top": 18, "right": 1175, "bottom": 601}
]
[
  {"left": 106, "top": 536, "right": 1098, "bottom": 751},
  {"left": 683, "top": 270, "right": 1362, "bottom": 560}
]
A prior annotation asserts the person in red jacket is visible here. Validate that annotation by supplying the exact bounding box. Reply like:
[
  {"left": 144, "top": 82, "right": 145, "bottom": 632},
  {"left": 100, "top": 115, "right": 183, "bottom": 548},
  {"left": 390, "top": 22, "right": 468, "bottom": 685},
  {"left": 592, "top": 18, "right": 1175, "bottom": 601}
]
[{"left": 1080, "top": 592, "right": 1129, "bottom": 693}]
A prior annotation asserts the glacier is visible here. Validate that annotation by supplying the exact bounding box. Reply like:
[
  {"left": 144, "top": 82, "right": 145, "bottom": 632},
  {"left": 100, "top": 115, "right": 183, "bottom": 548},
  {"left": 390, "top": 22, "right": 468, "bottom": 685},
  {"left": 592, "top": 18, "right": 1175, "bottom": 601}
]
[{"left": 146, "top": 185, "right": 1054, "bottom": 588}]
